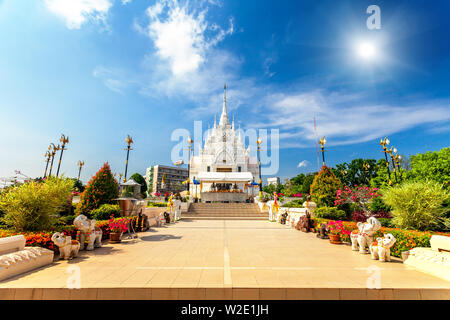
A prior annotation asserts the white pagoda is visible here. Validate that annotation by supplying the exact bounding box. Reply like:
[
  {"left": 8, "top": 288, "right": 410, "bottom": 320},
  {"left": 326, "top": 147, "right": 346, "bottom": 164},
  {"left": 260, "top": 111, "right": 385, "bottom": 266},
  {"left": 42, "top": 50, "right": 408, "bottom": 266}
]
[{"left": 189, "top": 85, "right": 259, "bottom": 202}]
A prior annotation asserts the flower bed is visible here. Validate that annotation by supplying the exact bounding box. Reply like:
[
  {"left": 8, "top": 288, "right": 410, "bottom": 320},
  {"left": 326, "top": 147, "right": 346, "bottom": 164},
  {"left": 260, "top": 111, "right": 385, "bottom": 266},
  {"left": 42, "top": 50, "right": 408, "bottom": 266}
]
[
  {"left": 311, "top": 217, "right": 450, "bottom": 258},
  {"left": 0, "top": 217, "right": 137, "bottom": 252}
]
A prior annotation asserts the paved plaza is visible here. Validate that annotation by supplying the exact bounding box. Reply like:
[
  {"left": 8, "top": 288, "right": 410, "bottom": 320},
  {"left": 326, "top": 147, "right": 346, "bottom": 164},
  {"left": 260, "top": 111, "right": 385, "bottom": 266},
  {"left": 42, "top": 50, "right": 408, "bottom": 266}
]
[{"left": 0, "top": 219, "right": 449, "bottom": 300}]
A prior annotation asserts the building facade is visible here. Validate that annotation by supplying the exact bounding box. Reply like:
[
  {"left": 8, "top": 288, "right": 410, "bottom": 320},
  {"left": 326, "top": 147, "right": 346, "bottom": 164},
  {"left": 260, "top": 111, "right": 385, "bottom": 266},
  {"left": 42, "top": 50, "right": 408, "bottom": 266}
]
[
  {"left": 145, "top": 165, "right": 188, "bottom": 195},
  {"left": 189, "top": 85, "right": 259, "bottom": 201},
  {"left": 267, "top": 177, "right": 280, "bottom": 186}
]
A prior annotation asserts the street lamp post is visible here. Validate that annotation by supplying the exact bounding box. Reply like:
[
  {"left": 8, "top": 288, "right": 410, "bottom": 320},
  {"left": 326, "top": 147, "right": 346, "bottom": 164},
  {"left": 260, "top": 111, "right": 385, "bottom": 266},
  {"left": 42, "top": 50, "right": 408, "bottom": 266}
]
[
  {"left": 363, "top": 162, "right": 371, "bottom": 183},
  {"left": 48, "top": 143, "right": 60, "bottom": 176},
  {"left": 77, "top": 160, "right": 85, "bottom": 181},
  {"left": 256, "top": 137, "right": 263, "bottom": 199},
  {"left": 56, "top": 134, "right": 69, "bottom": 177},
  {"left": 123, "top": 135, "right": 133, "bottom": 182},
  {"left": 44, "top": 149, "right": 51, "bottom": 178},
  {"left": 187, "top": 136, "right": 193, "bottom": 196},
  {"left": 387, "top": 146, "right": 398, "bottom": 184},
  {"left": 319, "top": 136, "right": 327, "bottom": 166},
  {"left": 380, "top": 137, "right": 392, "bottom": 185}
]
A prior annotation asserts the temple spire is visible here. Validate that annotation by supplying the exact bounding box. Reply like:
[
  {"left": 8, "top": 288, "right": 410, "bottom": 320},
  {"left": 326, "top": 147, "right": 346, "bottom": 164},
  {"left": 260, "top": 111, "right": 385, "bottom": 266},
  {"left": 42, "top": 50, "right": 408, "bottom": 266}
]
[{"left": 219, "top": 83, "right": 230, "bottom": 126}]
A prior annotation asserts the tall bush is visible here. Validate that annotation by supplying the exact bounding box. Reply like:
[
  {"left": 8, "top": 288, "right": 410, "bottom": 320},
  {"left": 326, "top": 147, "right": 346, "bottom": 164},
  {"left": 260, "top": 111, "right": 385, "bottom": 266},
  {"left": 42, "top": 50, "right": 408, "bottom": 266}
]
[
  {"left": 406, "top": 148, "right": 450, "bottom": 188},
  {"left": 310, "top": 165, "right": 342, "bottom": 207},
  {"left": 76, "top": 163, "right": 119, "bottom": 217},
  {"left": 382, "top": 180, "right": 450, "bottom": 231},
  {"left": 0, "top": 177, "right": 74, "bottom": 232}
]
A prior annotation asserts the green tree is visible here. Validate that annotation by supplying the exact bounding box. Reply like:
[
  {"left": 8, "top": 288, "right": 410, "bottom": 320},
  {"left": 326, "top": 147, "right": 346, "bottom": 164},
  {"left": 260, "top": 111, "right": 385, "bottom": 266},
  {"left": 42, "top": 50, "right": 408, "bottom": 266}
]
[
  {"left": 301, "top": 173, "right": 316, "bottom": 195},
  {"left": 370, "top": 159, "right": 392, "bottom": 188},
  {"left": 333, "top": 158, "right": 378, "bottom": 186},
  {"left": 130, "top": 172, "right": 147, "bottom": 194},
  {"left": 76, "top": 162, "right": 119, "bottom": 217},
  {"left": 406, "top": 148, "right": 450, "bottom": 188},
  {"left": 262, "top": 184, "right": 276, "bottom": 194},
  {"left": 310, "top": 166, "right": 343, "bottom": 207}
]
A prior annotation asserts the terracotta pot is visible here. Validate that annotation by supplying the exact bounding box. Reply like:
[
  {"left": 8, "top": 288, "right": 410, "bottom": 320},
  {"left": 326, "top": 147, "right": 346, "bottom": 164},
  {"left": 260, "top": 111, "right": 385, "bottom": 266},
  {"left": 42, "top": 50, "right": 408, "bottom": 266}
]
[
  {"left": 109, "top": 232, "right": 122, "bottom": 243},
  {"left": 329, "top": 234, "right": 342, "bottom": 244}
]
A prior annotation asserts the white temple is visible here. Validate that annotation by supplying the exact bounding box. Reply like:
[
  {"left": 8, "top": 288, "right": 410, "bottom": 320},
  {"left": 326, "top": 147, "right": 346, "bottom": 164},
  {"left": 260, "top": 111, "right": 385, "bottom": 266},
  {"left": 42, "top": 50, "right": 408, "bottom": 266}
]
[{"left": 189, "top": 85, "right": 259, "bottom": 202}]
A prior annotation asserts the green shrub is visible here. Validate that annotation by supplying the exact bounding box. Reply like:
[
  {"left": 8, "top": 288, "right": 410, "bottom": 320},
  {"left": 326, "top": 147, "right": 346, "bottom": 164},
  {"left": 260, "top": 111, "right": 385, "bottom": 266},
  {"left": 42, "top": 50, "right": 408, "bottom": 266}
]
[
  {"left": 369, "top": 196, "right": 391, "bottom": 213},
  {"left": 58, "top": 215, "right": 76, "bottom": 226},
  {"left": 314, "top": 207, "right": 347, "bottom": 220},
  {"left": 382, "top": 180, "right": 450, "bottom": 231},
  {"left": 76, "top": 162, "right": 119, "bottom": 217},
  {"left": 378, "top": 218, "right": 394, "bottom": 228},
  {"left": 0, "top": 177, "right": 74, "bottom": 232},
  {"left": 310, "top": 166, "right": 343, "bottom": 207},
  {"left": 282, "top": 199, "right": 304, "bottom": 208},
  {"left": 147, "top": 202, "right": 167, "bottom": 207},
  {"left": 91, "top": 204, "right": 121, "bottom": 220},
  {"left": 337, "top": 202, "right": 358, "bottom": 220}
]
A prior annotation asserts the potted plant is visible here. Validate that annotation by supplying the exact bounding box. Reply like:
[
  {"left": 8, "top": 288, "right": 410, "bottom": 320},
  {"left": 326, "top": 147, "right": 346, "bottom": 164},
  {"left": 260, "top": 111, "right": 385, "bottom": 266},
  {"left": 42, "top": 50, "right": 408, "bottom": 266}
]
[
  {"left": 326, "top": 220, "right": 349, "bottom": 244},
  {"left": 108, "top": 216, "right": 128, "bottom": 243}
]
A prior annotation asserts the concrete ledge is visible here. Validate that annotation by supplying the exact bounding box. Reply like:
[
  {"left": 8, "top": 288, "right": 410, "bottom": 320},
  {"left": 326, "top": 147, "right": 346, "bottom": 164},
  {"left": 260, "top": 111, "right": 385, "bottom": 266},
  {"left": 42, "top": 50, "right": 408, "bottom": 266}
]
[{"left": 1, "top": 287, "right": 449, "bottom": 300}]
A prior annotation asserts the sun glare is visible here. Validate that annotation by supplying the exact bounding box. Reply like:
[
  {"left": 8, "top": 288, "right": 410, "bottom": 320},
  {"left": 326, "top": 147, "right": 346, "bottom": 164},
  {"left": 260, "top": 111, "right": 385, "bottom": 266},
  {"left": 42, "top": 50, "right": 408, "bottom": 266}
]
[{"left": 357, "top": 42, "right": 376, "bottom": 59}]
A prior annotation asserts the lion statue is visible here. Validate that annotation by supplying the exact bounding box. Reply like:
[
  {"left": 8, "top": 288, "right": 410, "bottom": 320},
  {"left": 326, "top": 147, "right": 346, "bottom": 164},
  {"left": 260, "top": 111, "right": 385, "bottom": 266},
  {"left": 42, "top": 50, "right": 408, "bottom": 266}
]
[
  {"left": 51, "top": 232, "right": 80, "bottom": 260},
  {"left": 371, "top": 233, "right": 396, "bottom": 262},
  {"left": 350, "top": 216, "right": 381, "bottom": 254},
  {"left": 73, "top": 214, "right": 103, "bottom": 251}
]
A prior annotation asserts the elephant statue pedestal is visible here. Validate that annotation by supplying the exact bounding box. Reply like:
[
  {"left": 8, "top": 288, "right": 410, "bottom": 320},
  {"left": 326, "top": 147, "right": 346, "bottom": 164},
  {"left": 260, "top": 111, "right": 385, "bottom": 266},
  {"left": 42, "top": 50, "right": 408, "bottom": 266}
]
[
  {"left": 74, "top": 214, "right": 103, "bottom": 251},
  {"left": 350, "top": 217, "right": 381, "bottom": 254}
]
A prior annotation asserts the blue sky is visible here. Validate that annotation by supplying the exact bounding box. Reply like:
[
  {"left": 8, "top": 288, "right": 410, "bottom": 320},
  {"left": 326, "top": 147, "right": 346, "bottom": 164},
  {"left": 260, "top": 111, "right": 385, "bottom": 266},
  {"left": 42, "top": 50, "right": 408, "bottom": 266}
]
[{"left": 0, "top": 0, "right": 449, "bottom": 184}]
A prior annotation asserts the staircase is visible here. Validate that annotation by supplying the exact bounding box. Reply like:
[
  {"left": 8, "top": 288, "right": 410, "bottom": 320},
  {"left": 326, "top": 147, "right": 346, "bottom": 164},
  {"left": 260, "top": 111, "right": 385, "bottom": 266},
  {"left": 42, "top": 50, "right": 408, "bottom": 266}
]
[{"left": 183, "top": 203, "right": 268, "bottom": 220}]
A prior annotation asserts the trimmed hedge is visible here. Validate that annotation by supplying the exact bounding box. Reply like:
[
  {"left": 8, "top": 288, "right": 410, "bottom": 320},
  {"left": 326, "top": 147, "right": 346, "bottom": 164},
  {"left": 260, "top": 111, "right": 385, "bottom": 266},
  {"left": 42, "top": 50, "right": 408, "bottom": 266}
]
[
  {"left": 91, "top": 204, "right": 121, "bottom": 221},
  {"left": 0, "top": 217, "right": 137, "bottom": 253},
  {"left": 311, "top": 217, "right": 450, "bottom": 258},
  {"left": 314, "top": 207, "right": 346, "bottom": 220}
]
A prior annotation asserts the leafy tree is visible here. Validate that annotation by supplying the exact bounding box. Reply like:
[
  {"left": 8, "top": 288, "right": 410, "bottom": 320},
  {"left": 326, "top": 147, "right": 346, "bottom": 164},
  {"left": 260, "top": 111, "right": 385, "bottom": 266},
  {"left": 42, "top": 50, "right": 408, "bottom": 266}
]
[
  {"left": 130, "top": 172, "right": 147, "bottom": 194},
  {"left": 310, "top": 165, "right": 343, "bottom": 207},
  {"left": 262, "top": 184, "right": 276, "bottom": 194},
  {"left": 73, "top": 179, "right": 85, "bottom": 193},
  {"left": 76, "top": 163, "right": 119, "bottom": 217},
  {"left": 370, "top": 159, "right": 392, "bottom": 188},
  {"left": 301, "top": 173, "right": 316, "bottom": 195},
  {"left": 333, "top": 158, "right": 378, "bottom": 187},
  {"left": 406, "top": 148, "right": 450, "bottom": 188}
]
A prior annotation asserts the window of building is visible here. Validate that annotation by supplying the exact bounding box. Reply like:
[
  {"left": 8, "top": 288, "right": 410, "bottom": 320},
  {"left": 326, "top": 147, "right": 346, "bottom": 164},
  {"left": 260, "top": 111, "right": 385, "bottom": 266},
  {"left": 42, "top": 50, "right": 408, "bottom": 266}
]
[
  {"left": 238, "top": 166, "right": 241, "bottom": 172},
  {"left": 207, "top": 166, "right": 210, "bottom": 172}
]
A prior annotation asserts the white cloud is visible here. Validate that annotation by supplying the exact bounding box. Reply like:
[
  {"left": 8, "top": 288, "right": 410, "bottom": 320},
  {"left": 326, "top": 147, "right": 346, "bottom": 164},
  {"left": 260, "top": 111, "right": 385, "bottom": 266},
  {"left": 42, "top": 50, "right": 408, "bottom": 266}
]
[
  {"left": 253, "top": 90, "right": 450, "bottom": 148},
  {"left": 143, "top": 0, "right": 233, "bottom": 76},
  {"left": 44, "top": 0, "right": 112, "bottom": 29},
  {"left": 297, "top": 160, "right": 309, "bottom": 168}
]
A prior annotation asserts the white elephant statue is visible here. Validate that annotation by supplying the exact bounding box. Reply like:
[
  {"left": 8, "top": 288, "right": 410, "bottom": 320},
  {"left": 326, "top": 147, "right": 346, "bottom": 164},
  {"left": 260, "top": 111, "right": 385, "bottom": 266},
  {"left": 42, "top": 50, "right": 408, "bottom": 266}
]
[
  {"left": 371, "top": 233, "right": 396, "bottom": 262},
  {"left": 51, "top": 232, "right": 80, "bottom": 260},
  {"left": 73, "top": 214, "right": 103, "bottom": 251},
  {"left": 350, "top": 217, "right": 381, "bottom": 254}
]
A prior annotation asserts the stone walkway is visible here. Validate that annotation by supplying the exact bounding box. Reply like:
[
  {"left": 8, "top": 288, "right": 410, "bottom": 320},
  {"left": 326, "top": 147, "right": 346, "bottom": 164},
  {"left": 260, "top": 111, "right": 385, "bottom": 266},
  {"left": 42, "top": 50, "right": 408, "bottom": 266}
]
[{"left": 0, "top": 219, "right": 449, "bottom": 300}]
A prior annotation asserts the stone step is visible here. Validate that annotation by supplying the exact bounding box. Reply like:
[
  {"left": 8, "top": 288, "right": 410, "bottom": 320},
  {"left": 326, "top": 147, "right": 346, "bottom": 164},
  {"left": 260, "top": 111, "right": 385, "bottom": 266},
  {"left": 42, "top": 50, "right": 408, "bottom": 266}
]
[
  {"left": 187, "top": 203, "right": 262, "bottom": 220},
  {"left": 181, "top": 215, "right": 268, "bottom": 220}
]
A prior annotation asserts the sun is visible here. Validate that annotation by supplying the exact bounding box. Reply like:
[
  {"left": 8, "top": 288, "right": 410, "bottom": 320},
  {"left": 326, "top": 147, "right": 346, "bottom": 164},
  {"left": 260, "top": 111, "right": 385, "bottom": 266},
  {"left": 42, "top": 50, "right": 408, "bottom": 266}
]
[{"left": 357, "top": 42, "right": 376, "bottom": 60}]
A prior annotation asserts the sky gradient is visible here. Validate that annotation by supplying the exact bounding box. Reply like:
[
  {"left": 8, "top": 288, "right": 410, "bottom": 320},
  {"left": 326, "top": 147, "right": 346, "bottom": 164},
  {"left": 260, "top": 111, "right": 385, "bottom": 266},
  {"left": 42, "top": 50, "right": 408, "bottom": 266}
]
[{"left": 0, "top": 0, "right": 449, "bottom": 184}]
